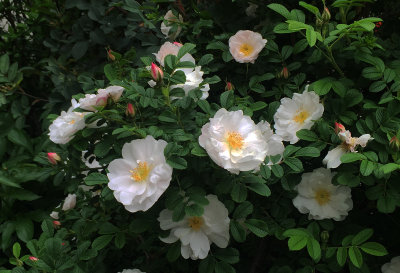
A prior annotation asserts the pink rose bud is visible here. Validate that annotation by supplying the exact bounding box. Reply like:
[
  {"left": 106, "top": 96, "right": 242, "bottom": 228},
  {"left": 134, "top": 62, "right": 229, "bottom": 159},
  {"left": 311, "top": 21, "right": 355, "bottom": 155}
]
[
  {"left": 173, "top": 42, "right": 183, "bottom": 47},
  {"left": 53, "top": 220, "right": 61, "bottom": 228},
  {"left": 47, "top": 153, "right": 61, "bottom": 165},
  {"left": 151, "top": 63, "right": 164, "bottom": 82},
  {"left": 225, "top": 82, "right": 234, "bottom": 91},
  {"left": 126, "top": 103, "right": 135, "bottom": 117},
  {"left": 390, "top": 136, "right": 400, "bottom": 151},
  {"left": 322, "top": 7, "right": 331, "bottom": 21},
  {"left": 29, "top": 256, "right": 39, "bottom": 261},
  {"left": 107, "top": 49, "right": 115, "bottom": 61},
  {"left": 282, "top": 67, "right": 289, "bottom": 79},
  {"left": 335, "top": 122, "right": 345, "bottom": 134}
]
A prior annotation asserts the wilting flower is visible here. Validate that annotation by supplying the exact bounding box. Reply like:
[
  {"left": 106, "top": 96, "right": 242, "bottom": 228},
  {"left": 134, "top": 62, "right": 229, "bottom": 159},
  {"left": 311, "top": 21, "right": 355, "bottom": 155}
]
[
  {"left": 158, "top": 195, "right": 230, "bottom": 260},
  {"left": 229, "top": 30, "right": 267, "bottom": 64},
  {"left": 154, "top": 42, "right": 195, "bottom": 69},
  {"left": 160, "top": 10, "right": 183, "bottom": 40},
  {"left": 47, "top": 152, "right": 61, "bottom": 165},
  {"left": 48, "top": 99, "right": 87, "bottom": 144},
  {"left": 97, "top": 85, "right": 125, "bottom": 103},
  {"left": 199, "top": 109, "right": 269, "bottom": 174},
  {"left": 50, "top": 211, "right": 59, "bottom": 219},
  {"left": 151, "top": 63, "right": 164, "bottom": 82},
  {"left": 323, "top": 124, "right": 372, "bottom": 169},
  {"left": 257, "top": 121, "right": 285, "bottom": 165},
  {"left": 382, "top": 256, "right": 400, "bottom": 273},
  {"left": 62, "top": 194, "right": 76, "bottom": 211},
  {"left": 274, "top": 87, "right": 324, "bottom": 144},
  {"left": 245, "top": 2, "right": 258, "bottom": 17},
  {"left": 118, "top": 269, "right": 145, "bottom": 273},
  {"left": 171, "top": 66, "right": 210, "bottom": 100},
  {"left": 293, "top": 168, "right": 353, "bottom": 221},
  {"left": 107, "top": 135, "right": 173, "bottom": 213}
]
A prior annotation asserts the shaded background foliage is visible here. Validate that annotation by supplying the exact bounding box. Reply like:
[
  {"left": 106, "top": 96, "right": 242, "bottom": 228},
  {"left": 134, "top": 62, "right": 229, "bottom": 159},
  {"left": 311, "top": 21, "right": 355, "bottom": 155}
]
[{"left": 1, "top": 0, "right": 400, "bottom": 273}]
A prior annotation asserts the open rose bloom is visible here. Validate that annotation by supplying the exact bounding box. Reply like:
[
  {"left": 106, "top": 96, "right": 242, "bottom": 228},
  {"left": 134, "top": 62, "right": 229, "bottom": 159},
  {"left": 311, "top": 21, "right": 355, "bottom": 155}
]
[{"left": 229, "top": 30, "right": 267, "bottom": 63}]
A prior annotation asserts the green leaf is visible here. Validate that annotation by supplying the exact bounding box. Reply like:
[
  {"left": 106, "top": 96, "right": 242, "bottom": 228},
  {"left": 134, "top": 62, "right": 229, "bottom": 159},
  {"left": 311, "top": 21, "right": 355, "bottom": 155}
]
[
  {"left": 369, "top": 81, "right": 386, "bottom": 93},
  {"left": 177, "top": 43, "right": 196, "bottom": 59},
  {"left": 360, "top": 160, "right": 374, "bottom": 176},
  {"left": 360, "top": 242, "right": 388, "bottom": 256},
  {"left": 198, "top": 54, "right": 214, "bottom": 66},
  {"left": 215, "top": 261, "right": 235, "bottom": 273},
  {"left": 295, "top": 147, "right": 320, "bottom": 157},
  {"left": 104, "top": 64, "right": 118, "bottom": 81},
  {"left": 380, "top": 163, "right": 399, "bottom": 174},
  {"left": 230, "top": 220, "right": 246, "bottom": 243},
  {"left": 267, "top": 3, "right": 291, "bottom": 19},
  {"left": 352, "top": 229, "right": 373, "bottom": 245},
  {"left": 249, "top": 101, "right": 267, "bottom": 111},
  {"left": 307, "top": 238, "right": 321, "bottom": 261},
  {"left": 244, "top": 219, "right": 269, "bottom": 237},
  {"left": 377, "top": 195, "right": 396, "bottom": 213},
  {"left": 332, "top": 81, "right": 346, "bottom": 97},
  {"left": 7, "top": 129, "right": 32, "bottom": 153},
  {"left": 306, "top": 27, "right": 317, "bottom": 47},
  {"left": 16, "top": 218, "right": 34, "bottom": 242},
  {"left": 284, "top": 157, "right": 303, "bottom": 172},
  {"left": 337, "top": 247, "right": 347, "bottom": 266},
  {"left": 84, "top": 173, "right": 108, "bottom": 186},
  {"left": 340, "top": 153, "right": 366, "bottom": 163},
  {"left": 92, "top": 235, "right": 114, "bottom": 251},
  {"left": 312, "top": 78, "right": 333, "bottom": 95},
  {"left": 72, "top": 41, "right": 89, "bottom": 60},
  {"left": 296, "top": 129, "right": 318, "bottom": 141},
  {"left": 0, "top": 175, "right": 21, "bottom": 188},
  {"left": 246, "top": 183, "right": 271, "bottom": 197},
  {"left": 348, "top": 247, "right": 363, "bottom": 268},
  {"left": 167, "top": 156, "right": 187, "bottom": 170},
  {"left": 185, "top": 204, "right": 204, "bottom": 216},
  {"left": 41, "top": 219, "right": 54, "bottom": 237},
  {"left": 12, "top": 243, "right": 21, "bottom": 258},
  {"left": 231, "top": 183, "right": 247, "bottom": 203},
  {"left": 214, "top": 248, "right": 239, "bottom": 264},
  {"left": 233, "top": 201, "right": 253, "bottom": 219},
  {"left": 114, "top": 232, "right": 126, "bottom": 249},
  {"left": 199, "top": 256, "right": 216, "bottom": 273},
  {"left": 220, "top": 91, "right": 234, "bottom": 109},
  {"left": 299, "top": 1, "right": 320, "bottom": 15},
  {"left": 0, "top": 54, "right": 10, "bottom": 74},
  {"left": 287, "top": 236, "right": 308, "bottom": 250},
  {"left": 271, "top": 164, "right": 284, "bottom": 178},
  {"left": 166, "top": 242, "right": 181, "bottom": 262},
  {"left": 197, "top": 100, "right": 212, "bottom": 114}
]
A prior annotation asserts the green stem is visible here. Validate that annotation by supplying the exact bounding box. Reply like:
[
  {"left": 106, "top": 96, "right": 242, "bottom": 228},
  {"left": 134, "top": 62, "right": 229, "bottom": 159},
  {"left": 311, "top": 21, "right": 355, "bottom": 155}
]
[{"left": 326, "top": 47, "right": 345, "bottom": 78}]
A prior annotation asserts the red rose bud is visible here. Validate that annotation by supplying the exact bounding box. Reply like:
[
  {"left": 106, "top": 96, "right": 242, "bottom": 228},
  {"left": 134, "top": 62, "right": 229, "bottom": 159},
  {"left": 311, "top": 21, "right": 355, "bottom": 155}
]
[
  {"left": 282, "top": 67, "right": 289, "bottom": 79},
  {"left": 107, "top": 49, "right": 115, "bottom": 61},
  {"left": 29, "top": 256, "right": 39, "bottom": 261},
  {"left": 390, "top": 136, "right": 400, "bottom": 151},
  {"left": 334, "top": 122, "right": 345, "bottom": 134},
  {"left": 126, "top": 103, "right": 135, "bottom": 117},
  {"left": 53, "top": 220, "right": 61, "bottom": 228},
  {"left": 322, "top": 7, "right": 331, "bottom": 21},
  {"left": 173, "top": 42, "right": 183, "bottom": 47},
  {"left": 47, "top": 152, "right": 61, "bottom": 165},
  {"left": 225, "top": 82, "right": 234, "bottom": 91},
  {"left": 151, "top": 63, "right": 164, "bottom": 82}
]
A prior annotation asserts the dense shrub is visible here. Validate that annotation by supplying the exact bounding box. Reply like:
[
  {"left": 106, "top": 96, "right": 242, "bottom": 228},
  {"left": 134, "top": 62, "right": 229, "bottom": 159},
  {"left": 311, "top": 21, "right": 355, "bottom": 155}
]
[{"left": 1, "top": 0, "right": 400, "bottom": 273}]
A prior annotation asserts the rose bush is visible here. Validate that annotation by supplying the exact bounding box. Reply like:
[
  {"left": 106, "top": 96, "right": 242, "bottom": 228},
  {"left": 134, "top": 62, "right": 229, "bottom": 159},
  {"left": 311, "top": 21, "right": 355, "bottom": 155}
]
[{"left": 1, "top": 0, "right": 400, "bottom": 273}]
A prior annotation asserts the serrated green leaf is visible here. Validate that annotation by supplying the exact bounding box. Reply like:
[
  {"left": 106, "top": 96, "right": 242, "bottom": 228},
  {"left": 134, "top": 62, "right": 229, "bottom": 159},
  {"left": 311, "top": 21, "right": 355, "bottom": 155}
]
[
  {"left": 360, "top": 242, "right": 388, "bottom": 256},
  {"left": 348, "top": 247, "right": 363, "bottom": 268}
]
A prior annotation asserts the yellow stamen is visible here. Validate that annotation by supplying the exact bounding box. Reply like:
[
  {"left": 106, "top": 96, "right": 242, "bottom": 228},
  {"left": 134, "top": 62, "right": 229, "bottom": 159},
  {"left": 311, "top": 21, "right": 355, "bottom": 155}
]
[
  {"left": 314, "top": 188, "right": 331, "bottom": 205},
  {"left": 188, "top": 216, "right": 204, "bottom": 231},
  {"left": 69, "top": 120, "right": 75, "bottom": 125},
  {"left": 227, "top": 132, "right": 244, "bottom": 150},
  {"left": 239, "top": 43, "right": 254, "bottom": 56},
  {"left": 293, "top": 110, "right": 310, "bottom": 124},
  {"left": 129, "top": 162, "right": 151, "bottom": 182}
]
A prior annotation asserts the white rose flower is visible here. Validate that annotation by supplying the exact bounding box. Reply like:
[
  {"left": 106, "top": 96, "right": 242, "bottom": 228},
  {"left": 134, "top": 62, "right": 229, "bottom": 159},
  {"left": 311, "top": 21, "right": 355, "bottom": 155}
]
[
  {"left": 171, "top": 66, "right": 210, "bottom": 100},
  {"left": 257, "top": 121, "right": 285, "bottom": 165},
  {"left": 97, "top": 85, "right": 124, "bottom": 103},
  {"left": 382, "top": 256, "right": 400, "bottom": 273},
  {"left": 199, "top": 108, "right": 269, "bottom": 174},
  {"left": 107, "top": 135, "right": 173, "bottom": 213},
  {"left": 161, "top": 10, "right": 183, "bottom": 40},
  {"left": 48, "top": 99, "right": 87, "bottom": 144},
  {"left": 229, "top": 30, "right": 267, "bottom": 64},
  {"left": 158, "top": 194, "right": 230, "bottom": 260},
  {"left": 49, "top": 211, "right": 59, "bottom": 219},
  {"left": 245, "top": 2, "right": 258, "bottom": 17},
  {"left": 293, "top": 168, "right": 353, "bottom": 221},
  {"left": 274, "top": 87, "right": 324, "bottom": 144},
  {"left": 323, "top": 124, "right": 372, "bottom": 169},
  {"left": 118, "top": 269, "right": 145, "bottom": 273},
  {"left": 154, "top": 42, "right": 195, "bottom": 71},
  {"left": 62, "top": 193, "right": 77, "bottom": 211},
  {"left": 78, "top": 94, "right": 107, "bottom": 112}
]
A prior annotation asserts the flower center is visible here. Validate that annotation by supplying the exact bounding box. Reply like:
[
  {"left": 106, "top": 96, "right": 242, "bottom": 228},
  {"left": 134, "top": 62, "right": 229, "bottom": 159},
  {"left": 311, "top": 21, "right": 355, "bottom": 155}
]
[
  {"left": 69, "top": 119, "right": 75, "bottom": 124},
  {"left": 314, "top": 188, "right": 331, "bottom": 205},
  {"left": 188, "top": 216, "right": 204, "bottom": 231},
  {"left": 129, "top": 162, "right": 151, "bottom": 182},
  {"left": 227, "top": 131, "right": 244, "bottom": 150},
  {"left": 239, "top": 43, "right": 254, "bottom": 56},
  {"left": 293, "top": 110, "right": 310, "bottom": 124}
]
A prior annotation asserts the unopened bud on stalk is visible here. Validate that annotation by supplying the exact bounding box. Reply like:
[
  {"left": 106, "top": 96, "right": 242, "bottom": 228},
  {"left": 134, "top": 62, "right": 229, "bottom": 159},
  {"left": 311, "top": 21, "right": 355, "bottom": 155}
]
[
  {"left": 281, "top": 67, "right": 289, "bottom": 79},
  {"left": 126, "top": 103, "right": 135, "bottom": 117},
  {"left": 47, "top": 152, "right": 61, "bottom": 165},
  {"left": 316, "top": 16, "right": 324, "bottom": 28},
  {"left": 29, "top": 256, "right": 39, "bottom": 261},
  {"left": 151, "top": 63, "right": 164, "bottom": 82},
  {"left": 173, "top": 42, "right": 183, "bottom": 47},
  {"left": 335, "top": 122, "right": 345, "bottom": 134},
  {"left": 321, "top": 231, "right": 330, "bottom": 243},
  {"left": 322, "top": 7, "right": 331, "bottom": 22},
  {"left": 53, "top": 220, "right": 61, "bottom": 228},
  {"left": 390, "top": 135, "right": 400, "bottom": 151},
  {"left": 107, "top": 49, "right": 115, "bottom": 61},
  {"left": 225, "top": 82, "right": 234, "bottom": 91}
]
